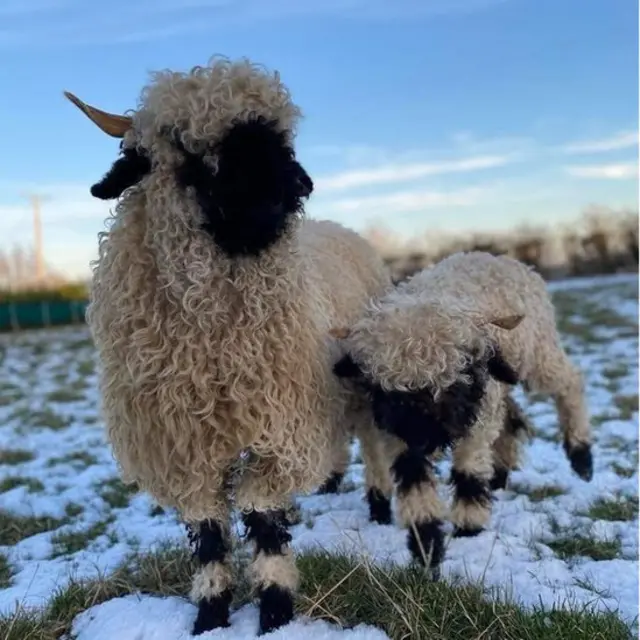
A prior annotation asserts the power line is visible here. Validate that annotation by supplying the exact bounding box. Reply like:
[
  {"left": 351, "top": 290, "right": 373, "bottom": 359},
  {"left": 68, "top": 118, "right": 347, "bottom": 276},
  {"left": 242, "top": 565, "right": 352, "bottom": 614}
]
[{"left": 20, "top": 192, "right": 51, "bottom": 285}]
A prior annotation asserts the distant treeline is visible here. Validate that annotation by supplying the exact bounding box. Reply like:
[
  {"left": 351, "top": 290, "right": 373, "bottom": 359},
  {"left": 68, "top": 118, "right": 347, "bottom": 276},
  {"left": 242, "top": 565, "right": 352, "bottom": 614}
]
[{"left": 363, "top": 206, "right": 639, "bottom": 283}]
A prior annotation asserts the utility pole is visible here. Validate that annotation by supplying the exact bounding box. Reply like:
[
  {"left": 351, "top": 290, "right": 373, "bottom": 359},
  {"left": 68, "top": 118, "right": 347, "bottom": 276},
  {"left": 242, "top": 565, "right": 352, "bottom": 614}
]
[{"left": 20, "top": 192, "right": 50, "bottom": 286}]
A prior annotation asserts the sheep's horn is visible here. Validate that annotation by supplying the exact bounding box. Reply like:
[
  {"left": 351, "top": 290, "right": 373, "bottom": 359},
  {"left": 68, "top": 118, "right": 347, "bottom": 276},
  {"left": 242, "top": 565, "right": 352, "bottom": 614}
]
[{"left": 63, "top": 91, "right": 132, "bottom": 138}]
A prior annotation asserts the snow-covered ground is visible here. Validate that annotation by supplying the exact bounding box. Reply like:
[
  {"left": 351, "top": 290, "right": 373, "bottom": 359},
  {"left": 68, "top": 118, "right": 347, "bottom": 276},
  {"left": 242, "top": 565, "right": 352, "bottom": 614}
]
[{"left": 0, "top": 273, "right": 638, "bottom": 639}]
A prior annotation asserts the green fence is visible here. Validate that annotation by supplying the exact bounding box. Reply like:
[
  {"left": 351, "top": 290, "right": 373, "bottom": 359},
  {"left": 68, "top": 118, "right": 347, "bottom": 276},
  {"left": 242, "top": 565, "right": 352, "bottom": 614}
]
[{"left": 0, "top": 299, "right": 89, "bottom": 332}]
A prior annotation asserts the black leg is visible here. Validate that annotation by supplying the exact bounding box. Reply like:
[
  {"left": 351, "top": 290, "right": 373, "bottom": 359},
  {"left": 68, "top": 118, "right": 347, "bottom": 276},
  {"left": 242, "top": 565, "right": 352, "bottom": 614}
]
[
  {"left": 392, "top": 450, "right": 445, "bottom": 574},
  {"left": 243, "top": 509, "right": 296, "bottom": 635},
  {"left": 366, "top": 487, "right": 392, "bottom": 525},
  {"left": 449, "top": 470, "right": 492, "bottom": 538},
  {"left": 489, "top": 467, "right": 509, "bottom": 491},
  {"left": 187, "top": 520, "right": 233, "bottom": 635},
  {"left": 564, "top": 440, "right": 593, "bottom": 481}
]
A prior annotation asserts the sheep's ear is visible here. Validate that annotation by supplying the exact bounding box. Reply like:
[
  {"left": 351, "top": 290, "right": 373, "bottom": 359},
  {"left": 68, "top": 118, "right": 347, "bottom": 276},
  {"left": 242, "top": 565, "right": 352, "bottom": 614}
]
[
  {"left": 487, "top": 347, "right": 519, "bottom": 385},
  {"left": 333, "top": 354, "right": 363, "bottom": 379},
  {"left": 329, "top": 326, "right": 351, "bottom": 339},
  {"left": 487, "top": 314, "right": 524, "bottom": 331},
  {"left": 90, "top": 147, "right": 151, "bottom": 200},
  {"left": 64, "top": 91, "right": 132, "bottom": 138}
]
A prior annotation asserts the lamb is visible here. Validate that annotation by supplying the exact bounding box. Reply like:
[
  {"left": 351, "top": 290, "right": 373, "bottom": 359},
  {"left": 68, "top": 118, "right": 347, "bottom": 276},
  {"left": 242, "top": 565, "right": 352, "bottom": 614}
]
[
  {"left": 330, "top": 250, "right": 593, "bottom": 574},
  {"left": 64, "top": 55, "right": 392, "bottom": 636}
]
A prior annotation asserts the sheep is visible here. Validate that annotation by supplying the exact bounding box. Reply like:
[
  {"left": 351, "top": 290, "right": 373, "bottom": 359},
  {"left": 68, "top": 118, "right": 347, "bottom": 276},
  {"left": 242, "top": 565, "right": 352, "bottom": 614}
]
[
  {"left": 64, "top": 55, "right": 392, "bottom": 636},
  {"left": 330, "top": 250, "right": 593, "bottom": 574}
]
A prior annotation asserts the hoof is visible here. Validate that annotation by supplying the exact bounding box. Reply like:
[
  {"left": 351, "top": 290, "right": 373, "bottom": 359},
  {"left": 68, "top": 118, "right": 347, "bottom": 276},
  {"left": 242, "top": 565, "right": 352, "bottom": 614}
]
[
  {"left": 258, "top": 585, "right": 294, "bottom": 635},
  {"left": 567, "top": 443, "right": 593, "bottom": 482},
  {"left": 317, "top": 472, "right": 344, "bottom": 495},
  {"left": 192, "top": 594, "right": 232, "bottom": 635},
  {"left": 452, "top": 526, "right": 484, "bottom": 538},
  {"left": 489, "top": 468, "right": 509, "bottom": 491},
  {"left": 367, "top": 488, "right": 392, "bottom": 525}
]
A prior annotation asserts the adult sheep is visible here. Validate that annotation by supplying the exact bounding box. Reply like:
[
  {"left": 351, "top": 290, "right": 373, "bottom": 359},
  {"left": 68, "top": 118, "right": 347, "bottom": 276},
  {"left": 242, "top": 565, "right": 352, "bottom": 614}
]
[
  {"left": 331, "top": 251, "right": 593, "bottom": 574},
  {"left": 64, "top": 56, "right": 392, "bottom": 636}
]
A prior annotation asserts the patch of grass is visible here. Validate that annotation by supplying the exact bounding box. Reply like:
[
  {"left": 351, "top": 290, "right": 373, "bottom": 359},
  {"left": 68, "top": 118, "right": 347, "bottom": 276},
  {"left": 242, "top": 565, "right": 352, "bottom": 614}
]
[
  {"left": 45, "top": 388, "right": 86, "bottom": 403},
  {"left": 613, "top": 393, "right": 638, "bottom": 420},
  {"left": 64, "top": 503, "right": 85, "bottom": 519},
  {"left": 46, "top": 451, "right": 98, "bottom": 469},
  {"left": 548, "top": 533, "right": 622, "bottom": 561},
  {"left": 0, "top": 510, "right": 65, "bottom": 545},
  {"left": 0, "top": 547, "right": 634, "bottom": 640},
  {"left": 50, "top": 517, "right": 115, "bottom": 558},
  {"left": 611, "top": 462, "right": 636, "bottom": 478},
  {"left": 602, "top": 363, "right": 631, "bottom": 381},
  {"left": 77, "top": 359, "right": 95, "bottom": 377},
  {"left": 0, "top": 383, "right": 23, "bottom": 407},
  {"left": 0, "top": 476, "right": 45, "bottom": 493},
  {"left": 99, "top": 478, "right": 139, "bottom": 509},
  {"left": 24, "top": 407, "right": 71, "bottom": 431},
  {"left": 0, "top": 449, "right": 35, "bottom": 465},
  {"left": 0, "top": 553, "right": 13, "bottom": 589},
  {"left": 511, "top": 484, "right": 566, "bottom": 502},
  {"left": 585, "top": 496, "right": 638, "bottom": 522}
]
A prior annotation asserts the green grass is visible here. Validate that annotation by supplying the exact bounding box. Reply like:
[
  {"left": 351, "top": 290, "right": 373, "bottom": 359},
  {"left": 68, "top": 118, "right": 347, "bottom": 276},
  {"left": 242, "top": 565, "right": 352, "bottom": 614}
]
[
  {"left": 0, "top": 553, "right": 12, "bottom": 589},
  {"left": 611, "top": 462, "right": 636, "bottom": 479},
  {"left": 46, "top": 451, "right": 98, "bottom": 469},
  {"left": 0, "top": 548, "right": 633, "bottom": 640},
  {"left": 99, "top": 478, "right": 139, "bottom": 509},
  {"left": 0, "top": 510, "right": 65, "bottom": 546},
  {"left": 0, "top": 476, "right": 45, "bottom": 493},
  {"left": 547, "top": 533, "right": 622, "bottom": 561},
  {"left": 0, "top": 449, "right": 35, "bottom": 465},
  {"left": 511, "top": 484, "right": 566, "bottom": 502},
  {"left": 613, "top": 393, "right": 639, "bottom": 420},
  {"left": 50, "top": 518, "right": 115, "bottom": 558},
  {"left": 45, "top": 388, "right": 87, "bottom": 404},
  {"left": 585, "top": 496, "right": 638, "bottom": 522}
]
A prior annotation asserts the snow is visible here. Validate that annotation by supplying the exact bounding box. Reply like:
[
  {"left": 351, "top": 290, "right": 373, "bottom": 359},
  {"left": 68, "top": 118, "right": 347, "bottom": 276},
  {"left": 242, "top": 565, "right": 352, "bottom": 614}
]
[{"left": 0, "top": 274, "right": 638, "bottom": 639}]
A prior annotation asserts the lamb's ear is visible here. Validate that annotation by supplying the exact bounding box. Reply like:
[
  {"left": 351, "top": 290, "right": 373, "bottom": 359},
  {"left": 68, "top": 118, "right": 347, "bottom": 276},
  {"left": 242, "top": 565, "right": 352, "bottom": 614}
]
[
  {"left": 487, "top": 314, "right": 525, "bottom": 331},
  {"left": 487, "top": 346, "right": 519, "bottom": 385},
  {"left": 333, "top": 353, "right": 363, "bottom": 379},
  {"left": 329, "top": 326, "right": 351, "bottom": 339},
  {"left": 90, "top": 147, "right": 151, "bottom": 200}
]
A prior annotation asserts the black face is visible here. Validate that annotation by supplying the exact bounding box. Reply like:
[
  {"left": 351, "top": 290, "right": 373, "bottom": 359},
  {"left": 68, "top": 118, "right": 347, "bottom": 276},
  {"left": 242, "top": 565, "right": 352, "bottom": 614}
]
[
  {"left": 89, "top": 115, "right": 313, "bottom": 258},
  {"left": 333, "top": 346, "right": 519, "bottom": 454}
]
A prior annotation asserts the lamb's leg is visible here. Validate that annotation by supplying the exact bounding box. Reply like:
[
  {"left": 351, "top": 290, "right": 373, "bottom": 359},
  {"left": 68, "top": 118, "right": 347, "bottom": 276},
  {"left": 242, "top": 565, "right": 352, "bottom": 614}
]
[
  {"left": 450, "top": 423, "right": 496, "bottom": 538},
  {"left": 392, "top": 447, "right": 446, "bottom": 578},
  {"left": 490, "top": 394, "right": 532, "bottom": 490},
  {"left": 187, "top": 516, "right": 234, "bottom": 635},
  {"left": 528, "top": 347, "right": 593, "bottom": 481},
  {"left": 357, "top": 419, "right": 396, "bottom": 525}
]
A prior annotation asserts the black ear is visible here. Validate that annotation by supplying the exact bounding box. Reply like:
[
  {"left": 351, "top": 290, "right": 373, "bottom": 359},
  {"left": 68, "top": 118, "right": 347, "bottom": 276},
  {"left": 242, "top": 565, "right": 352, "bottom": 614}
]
[
  {"left": 90, "top": 147, "right": 151, "bottom": 200},
  {"left": 333, "top": 354, "right": 364, "bottom": 379},
  {"left": 487, "top": 347, "right": 519, "bottom": 385}
]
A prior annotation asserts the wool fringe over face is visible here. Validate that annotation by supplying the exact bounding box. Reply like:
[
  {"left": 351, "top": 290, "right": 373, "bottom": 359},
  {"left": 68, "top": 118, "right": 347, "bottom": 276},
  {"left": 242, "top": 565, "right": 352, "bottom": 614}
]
[{"left": 71, "top": 55, "right": 393, "bottom": 636}]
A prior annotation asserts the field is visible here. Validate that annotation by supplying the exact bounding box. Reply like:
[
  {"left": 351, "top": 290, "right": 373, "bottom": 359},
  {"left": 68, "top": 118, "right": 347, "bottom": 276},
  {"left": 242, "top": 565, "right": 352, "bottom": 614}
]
[{"left": 0, "top": 273, "right": 637, "bottom": 640}]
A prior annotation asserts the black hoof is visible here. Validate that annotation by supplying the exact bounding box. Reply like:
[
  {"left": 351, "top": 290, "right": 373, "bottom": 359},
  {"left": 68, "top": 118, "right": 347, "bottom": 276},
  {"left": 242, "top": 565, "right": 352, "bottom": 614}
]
[
  {"left": 258, "top": 584, "right": 294, "bottom": 635},
  {"left": 408, "top": 520, "right": 445, "bottom": 569},
  {"left": 192, "top": 592, "right": 232, "bottom": 635},
  {"left": 489, "top": 468, "right": 509, "bottom": 491},
  {"left": 452, "top": 526, "right": 484, "bottom": 538},
  {"left": 317, "top": 471, "right": 344, "bottom": 495},
  {"left": 367, "top": 487, "right": 392, "bottom": 525},
  {"left": 566, "top": 442, "right": 593, "bottom": 482}
]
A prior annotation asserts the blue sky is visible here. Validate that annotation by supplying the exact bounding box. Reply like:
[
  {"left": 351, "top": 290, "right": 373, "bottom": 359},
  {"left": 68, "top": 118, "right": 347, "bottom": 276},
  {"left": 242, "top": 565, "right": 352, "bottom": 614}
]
[{"left": 0, "top": 0, "right": 637, "bottom": 279}]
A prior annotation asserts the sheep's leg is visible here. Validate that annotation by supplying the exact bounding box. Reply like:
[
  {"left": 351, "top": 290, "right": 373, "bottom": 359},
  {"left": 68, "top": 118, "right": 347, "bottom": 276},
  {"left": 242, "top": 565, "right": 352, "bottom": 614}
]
[
  {"left": 242, "top": 508, "right": 297, "bottom": 635},
  {"left": 187, "top": 517, "right": 234, "bottom": 635},
  {"left": 449, "top": 424, "right": 496, "bottom": 537},
  {"left": 236, "top": 459, "right": 300, "bottom": 635},
  {"left": 317, "top": 427, "right": 351, "bottom": 494},
  {"left": 392, "top": 447, "right": 446, "bottom": 578},
  {"left": 490, "top": 394, "right": 532, "bottom": 490},
  {"left": 528, "top": 347, "right": 593, "bottom": 481}
]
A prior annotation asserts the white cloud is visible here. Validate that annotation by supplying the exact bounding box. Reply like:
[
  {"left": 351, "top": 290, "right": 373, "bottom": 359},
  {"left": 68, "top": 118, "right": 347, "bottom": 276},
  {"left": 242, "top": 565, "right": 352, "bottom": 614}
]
[
  {"left": 314, "top": 155, "right": 511, "bottom": 192},
  {"left": 560, "top": 131, "right": 638, "bottom": 155},
  {"left": 564, "top": 162, "right": 638, "bottom": 180}
]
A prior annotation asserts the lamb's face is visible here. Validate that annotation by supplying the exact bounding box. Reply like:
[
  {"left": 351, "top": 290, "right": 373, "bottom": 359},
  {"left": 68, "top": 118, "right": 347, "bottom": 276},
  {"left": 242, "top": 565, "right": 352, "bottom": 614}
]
[
  {"left": 65, "top": 57, "right": 313, "bottom": 257},
  {"left": 331, "top": 301, "right": 523, "bottom": 452}
]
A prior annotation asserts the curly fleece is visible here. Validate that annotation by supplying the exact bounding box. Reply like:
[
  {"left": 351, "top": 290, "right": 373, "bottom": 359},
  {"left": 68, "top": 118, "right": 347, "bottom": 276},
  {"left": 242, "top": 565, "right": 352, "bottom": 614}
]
[
  {"left": 86, "top": 57, "right": 392, "bottom": 523},
  {"left": 339, "top": 250, "right": 592, "bottom": 453}
]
